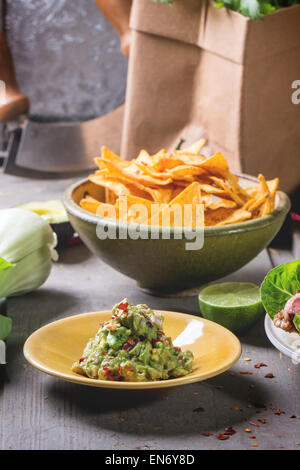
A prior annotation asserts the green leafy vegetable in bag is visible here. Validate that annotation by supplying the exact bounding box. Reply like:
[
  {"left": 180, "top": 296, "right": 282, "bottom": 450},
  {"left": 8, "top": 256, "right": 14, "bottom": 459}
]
[{"left": 153, "top": 0, "right": 300, "bottom": 20}]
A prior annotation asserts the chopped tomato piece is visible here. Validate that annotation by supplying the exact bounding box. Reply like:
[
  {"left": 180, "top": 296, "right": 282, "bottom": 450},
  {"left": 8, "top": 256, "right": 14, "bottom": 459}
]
[{"left": 118, "top": 301, "right": 128, "bottom": 311}]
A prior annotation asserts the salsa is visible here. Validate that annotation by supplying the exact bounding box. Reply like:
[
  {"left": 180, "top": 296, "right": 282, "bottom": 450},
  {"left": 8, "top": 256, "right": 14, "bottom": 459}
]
[{"left": 72, "top": 299, "right": 194, "bottom": 382}]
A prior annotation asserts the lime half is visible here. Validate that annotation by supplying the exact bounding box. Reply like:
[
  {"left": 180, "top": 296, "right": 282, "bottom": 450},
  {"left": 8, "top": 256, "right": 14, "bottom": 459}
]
[{"left": 198, "top": 282, "right": 264, "bottom": 335}]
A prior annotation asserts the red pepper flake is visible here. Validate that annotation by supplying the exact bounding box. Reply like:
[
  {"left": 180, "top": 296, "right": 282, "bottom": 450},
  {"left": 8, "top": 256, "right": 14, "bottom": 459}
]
[
  {"left": 249, "top": 436, "right": 256, "bottom": 439},
  {"left": 118, "top": 364, "right": 122, "bottom": 376},
  {"left": 240, "top": 371, "right": 253, "bottom": 375},
  {"left": 218, "top": 433, "right": 230, "bottom": 440},
  {"left": 252, "top": 443, "right": 259, "bottom": 447},
  {"left": 274, "top": 409, "right": 285, "bottom": 415},
  {"left": 289, "top": 414, "right": 296, "bottom": 419},
  {"left": 193, "top": 406, "right": 205, "bottom": 413},
  {"left": 224, "top": 427, "right": 237, "bottom": 436},
  {"left": 245, "top": 428, "right": 252, "bottom": 433},
  {"left": 128, "top": 336, "right": 134, "bottom": 345},
  {"left": 254, "top": 362, "right": 268, "bottom": 368},
  {"left": 175, "top": 347, "right": 182, "bottom": 352},
  {"left": 123, "top": 343, "right": 131, "bottom": 351},
  {"left": 249, "top": 422, "right": 259, "bottom": 427},
  {"left": 264, "top": 373, "right": 275, "bottom": 378},
  {"left": 79, "top": 356, "right": 86, "bottom": 363},
  {"left": 202, "top": 432, "right": 213, "bottom": 437},
  {"left": 258, "top": 419, "right": 266, "bottom": 424},
  {"left": 103, "top": 370, "right": 112, "bottom": 377}
]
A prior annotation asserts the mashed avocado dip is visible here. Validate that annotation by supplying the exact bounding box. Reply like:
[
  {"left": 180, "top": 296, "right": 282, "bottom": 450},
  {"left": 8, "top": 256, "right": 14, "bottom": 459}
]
[{"left": 72, "top": 299, "right": 194, "bottom": 382}]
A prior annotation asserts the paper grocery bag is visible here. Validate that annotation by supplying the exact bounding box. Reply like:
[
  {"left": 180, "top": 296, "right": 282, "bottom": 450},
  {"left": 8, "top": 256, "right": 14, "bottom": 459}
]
[{"left": 121, "top": 0, "right": 300, "bottom": 194}]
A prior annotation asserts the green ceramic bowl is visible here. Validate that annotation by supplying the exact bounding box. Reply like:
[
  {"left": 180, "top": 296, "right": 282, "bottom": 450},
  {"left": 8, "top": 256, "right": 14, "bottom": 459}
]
[{"left": 63, "top": 175, "right": 290, "bottom": 294}]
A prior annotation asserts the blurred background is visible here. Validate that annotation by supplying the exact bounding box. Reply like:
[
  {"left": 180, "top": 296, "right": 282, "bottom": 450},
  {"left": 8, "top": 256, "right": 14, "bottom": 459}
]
[{"left": 1, "top": 0, "right": 127, "bottom": 121}]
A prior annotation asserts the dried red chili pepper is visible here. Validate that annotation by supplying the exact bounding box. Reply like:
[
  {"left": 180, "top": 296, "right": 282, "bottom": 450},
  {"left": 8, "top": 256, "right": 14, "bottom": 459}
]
[
  {"left": 274, "top": 409, "right": 285, "bottom": 415},
  {"left": 202, "top": 432, "right": 213, "bottom": 437},
  {"left": 264, "top": 373, "right": 275, "bottom": 378},
  {"left": 218, "top": 433, "right": 230, "bottom": 440},
  {"left": 254, "top": 362, "right": 267, "bottom": 368},
  {"left": 239, "top": 371, "right": 253, "bottom": 375},
  {"left": 258, "top": 419, "right": 266, "bottom": 424},
  {"left": 224, "top": 427, "right": 237, "bottom": 436},
  {"left": 289, "top": 414, "right": 296, "bottom": 419}
]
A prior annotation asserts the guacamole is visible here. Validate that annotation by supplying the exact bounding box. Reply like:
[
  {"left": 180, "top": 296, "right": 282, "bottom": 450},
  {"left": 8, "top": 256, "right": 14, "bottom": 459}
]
[{"left": 72, "top": 299, "right": 194, "bottom": 382}]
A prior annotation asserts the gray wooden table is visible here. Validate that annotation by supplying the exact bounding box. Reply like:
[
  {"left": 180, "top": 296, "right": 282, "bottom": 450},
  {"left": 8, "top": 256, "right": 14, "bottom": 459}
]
[{"left": 0, "top": 173, "right": 299, "bottom": 450}]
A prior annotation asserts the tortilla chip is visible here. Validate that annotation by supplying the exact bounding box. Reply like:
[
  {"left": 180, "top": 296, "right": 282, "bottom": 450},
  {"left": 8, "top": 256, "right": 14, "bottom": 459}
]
[
  {"left": 198, "top": 152, "right": 229, "bottom": 177},
  {"left": 216, "top": 208, "right": 252, "bottom": 226},
  {"left": 151, "top": 182, "right": 202, "bottom": 227},
  {"left": 83, "top": 142, "right": 278, "bottom": 227},
  {"left": 179, "top": 138, "right": 206, "bottom": 155},
  {"left": 89, "top": 174, "right": 132, "bottom": 197},
  {"left": 115, "top": 195, "right": 154, "bottom": 224},
  {"left": 209, "top": 176, "right": 244, "bottom": 206},
  {"left": 267, "top": 178, "right": 279, "bottom": 198},
  {"left": 97, "top": 146, "right": 129, "bottom": 167},
  {"left": 167, "top": 165, "right": 207, "bottom": 180},
  {"left": 207, "top": 199, "right": 237, "bottom": 210},
  {"left": 102, "top": 159, "right": 173, "bottom": 187},
  {"left": 148, "top": 186, "right": 177, "bottom": 204},
  {"left": 80, "top": 197, "right": 117, "bottom": 219},
  {"left": 266, "top": 178, "right": 279, "bottom": 212}
]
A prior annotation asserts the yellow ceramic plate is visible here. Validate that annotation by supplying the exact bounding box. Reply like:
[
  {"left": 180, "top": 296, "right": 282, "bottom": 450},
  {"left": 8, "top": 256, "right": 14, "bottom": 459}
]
[{"left": 23, "top": 310, "right": 241, "bottom": 389}]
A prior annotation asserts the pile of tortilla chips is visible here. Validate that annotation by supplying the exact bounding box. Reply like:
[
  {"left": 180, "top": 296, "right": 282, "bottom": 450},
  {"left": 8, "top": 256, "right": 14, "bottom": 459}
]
[{"left": 80, "top": 139, "right": 279, "bottom": 227}]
